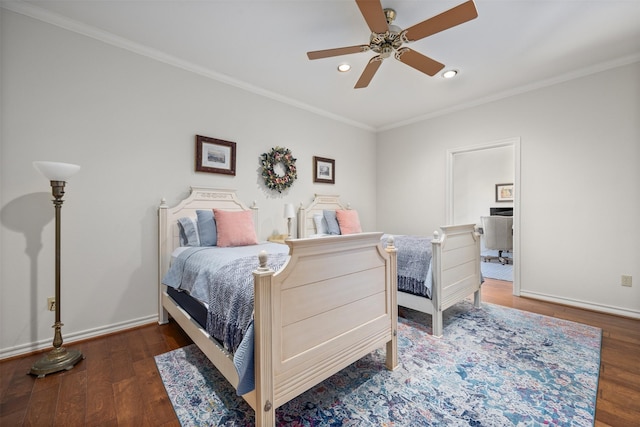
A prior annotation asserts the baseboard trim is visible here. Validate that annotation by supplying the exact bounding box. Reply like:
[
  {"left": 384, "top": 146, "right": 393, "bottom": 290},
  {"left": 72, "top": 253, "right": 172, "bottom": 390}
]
[
  {"left": 520, "top": 290, "right": 640, "bottom": 320},
  {"left": 0, "top": 314, "right": 158, "bottom": 360},
  {"left": 4, "top": 292, "right": 637, "bottom": 359}
]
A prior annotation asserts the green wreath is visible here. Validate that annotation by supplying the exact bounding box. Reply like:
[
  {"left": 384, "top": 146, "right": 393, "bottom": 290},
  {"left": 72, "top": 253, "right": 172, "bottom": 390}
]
[{"left": 260, "top": 146, "right": 297, "bottom": 193}]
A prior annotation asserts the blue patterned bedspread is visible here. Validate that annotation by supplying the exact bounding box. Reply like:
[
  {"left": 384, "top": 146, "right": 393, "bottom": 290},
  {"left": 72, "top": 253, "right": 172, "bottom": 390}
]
[
  {"left": 162, "top": 243, "right": 289, "bottom": 304},
  {"left": 161, "top": 243, "right": 289, "bottom": 395},
  {"left": 205, "top": 253, "right": 288, "bottom": 353},
  {"left": 382, "top": 235, "right": 433, "bottom": 299}
]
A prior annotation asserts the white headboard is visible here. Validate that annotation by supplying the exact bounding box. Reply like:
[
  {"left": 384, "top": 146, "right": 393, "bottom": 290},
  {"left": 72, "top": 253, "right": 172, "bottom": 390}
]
[
  {"left": 297, "top": 194, "right": 350, "bottom": 238},
  {"left": 158, "top": 187, "right": 258, "bottom": 282}
]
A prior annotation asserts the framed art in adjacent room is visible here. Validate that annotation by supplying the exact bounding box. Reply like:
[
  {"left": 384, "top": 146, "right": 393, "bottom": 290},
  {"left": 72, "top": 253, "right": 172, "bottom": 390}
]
[
  {"left": 313, "top": 156, "right": 335, "bottom": 184},
  {"left": 195, "top": 135, "right": 236, "bottom": 175},
  {"left": 495, "top": 183, "right": 514, "bottom": 202}
]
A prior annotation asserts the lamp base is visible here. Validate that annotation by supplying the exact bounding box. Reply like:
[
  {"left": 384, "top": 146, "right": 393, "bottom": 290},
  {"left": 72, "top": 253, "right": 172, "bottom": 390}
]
[{"left": 28, "top": 347, "right": 84, "bottom": 378}]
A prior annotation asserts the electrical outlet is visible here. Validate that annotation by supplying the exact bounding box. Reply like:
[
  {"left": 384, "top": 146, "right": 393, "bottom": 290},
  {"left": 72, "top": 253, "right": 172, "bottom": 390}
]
[
  {"left": 47, "top": 297, "right": 56, "bottom": 311},
  {"left": 621, "top": 275, "right": 632, "bottom": 287}
]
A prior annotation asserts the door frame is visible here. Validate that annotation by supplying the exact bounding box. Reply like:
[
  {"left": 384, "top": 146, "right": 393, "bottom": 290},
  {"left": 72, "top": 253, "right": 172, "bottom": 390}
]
[{"left": 446, "top": 137, "right": 521, "bottom": 295}]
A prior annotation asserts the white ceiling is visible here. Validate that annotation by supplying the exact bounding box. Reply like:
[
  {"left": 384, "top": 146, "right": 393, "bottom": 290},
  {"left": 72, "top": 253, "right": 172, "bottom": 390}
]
[{"left": 6, "top": 0, "right": 640, "bottom": 131}]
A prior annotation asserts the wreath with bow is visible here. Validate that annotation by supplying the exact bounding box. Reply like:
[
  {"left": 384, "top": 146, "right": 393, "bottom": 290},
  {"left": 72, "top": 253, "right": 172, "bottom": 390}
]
[{"left": 260, "top": 146, "right": 297, "bottom": 193}]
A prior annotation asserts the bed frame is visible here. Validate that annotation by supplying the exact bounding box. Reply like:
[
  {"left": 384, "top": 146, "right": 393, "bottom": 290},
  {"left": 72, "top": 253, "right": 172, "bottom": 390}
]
[
  {"left": 158, "top": 187, "right": 398, "bottom": 426},
  {"left": 297, "top": 194, "right": 482, "bottom": 337}
]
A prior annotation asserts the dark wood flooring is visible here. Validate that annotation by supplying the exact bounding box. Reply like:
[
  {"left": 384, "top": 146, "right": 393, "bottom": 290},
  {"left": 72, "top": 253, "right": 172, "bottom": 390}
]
[{"left": 1, "top": 279, "right": 638, "bottom": 426}]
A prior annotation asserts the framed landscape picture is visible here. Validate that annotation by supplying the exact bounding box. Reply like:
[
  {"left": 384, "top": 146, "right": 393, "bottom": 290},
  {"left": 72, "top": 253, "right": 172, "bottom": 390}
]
[
  {"left": 313, "top": 156, "right": 335, "bottom": 184},
  {"left": 495, "top": 183, "right": 514, "bottom": 202},
  {"left": 195, "top": 135, "right": 236, "bottom": 176}
]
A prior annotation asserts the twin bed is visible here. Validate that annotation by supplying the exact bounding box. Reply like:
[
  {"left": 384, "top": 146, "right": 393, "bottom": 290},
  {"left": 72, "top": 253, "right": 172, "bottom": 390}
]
[
  {"left": 158, "top": 188, "right": 481, "bottom": 426},
  {"left": 297, "top": 194, "right": 482, "bottom": 337}
]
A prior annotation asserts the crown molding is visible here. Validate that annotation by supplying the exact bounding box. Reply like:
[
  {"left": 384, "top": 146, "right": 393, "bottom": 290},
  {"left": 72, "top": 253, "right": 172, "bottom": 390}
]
[{"left": 1, "top": 1, "right": 375, "bottom": 132}]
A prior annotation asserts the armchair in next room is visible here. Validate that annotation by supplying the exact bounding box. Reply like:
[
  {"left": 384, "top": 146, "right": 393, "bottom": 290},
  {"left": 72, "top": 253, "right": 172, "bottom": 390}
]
[{"left": 480, "top": 216, "right": 513, "bottom": 264}]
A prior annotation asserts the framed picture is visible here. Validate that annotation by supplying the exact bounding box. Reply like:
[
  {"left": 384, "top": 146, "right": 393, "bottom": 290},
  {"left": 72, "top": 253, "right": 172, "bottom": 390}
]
[
  {"left": 313, "top": 156, "right": 335, "bottom": 184},
  {"left": 495, "top": 183, "right": 514, "bottom": 202},
  {"left": 195, "top": 135, "right": 236, "bottom": 175}
]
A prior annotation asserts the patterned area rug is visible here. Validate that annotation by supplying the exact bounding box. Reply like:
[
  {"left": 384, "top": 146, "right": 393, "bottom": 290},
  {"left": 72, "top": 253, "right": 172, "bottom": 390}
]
[{"left": 155, "top": 301, "right": 601, "bottom": 426}]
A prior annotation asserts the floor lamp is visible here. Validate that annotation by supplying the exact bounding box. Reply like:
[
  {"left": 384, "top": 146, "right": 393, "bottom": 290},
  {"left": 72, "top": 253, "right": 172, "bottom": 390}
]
[{"left": 30, "top": 161, "right": 84, "bottom": 378}]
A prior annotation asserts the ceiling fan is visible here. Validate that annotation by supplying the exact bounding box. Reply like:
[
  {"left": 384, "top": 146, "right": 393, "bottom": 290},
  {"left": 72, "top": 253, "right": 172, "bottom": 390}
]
[{"left": 307, "top": 0, "right": 478, "bottom": 88}]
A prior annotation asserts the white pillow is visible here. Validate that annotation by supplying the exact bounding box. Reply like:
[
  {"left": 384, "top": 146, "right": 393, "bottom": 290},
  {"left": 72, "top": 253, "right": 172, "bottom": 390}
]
[{"left": 313, "top": 214, "right": 328, "bottom": 235}]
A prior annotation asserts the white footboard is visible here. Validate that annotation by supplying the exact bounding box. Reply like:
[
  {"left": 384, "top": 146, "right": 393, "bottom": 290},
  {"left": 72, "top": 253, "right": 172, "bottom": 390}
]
[
  {"left": 398, "top": 224, "right": 481, "bottom": 337},
  {"left": 253, "top": 233, "right": 398, "bottom": 426}
]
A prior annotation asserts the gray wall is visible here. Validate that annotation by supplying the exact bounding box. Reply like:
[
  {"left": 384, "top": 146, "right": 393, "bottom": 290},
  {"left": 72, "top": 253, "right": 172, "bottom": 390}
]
[
  {"left": 0, "top": 10, "right": 377, "bottom": 357},
  {"left": 377, "top": 62, "right": 640, "bottom": 317}
]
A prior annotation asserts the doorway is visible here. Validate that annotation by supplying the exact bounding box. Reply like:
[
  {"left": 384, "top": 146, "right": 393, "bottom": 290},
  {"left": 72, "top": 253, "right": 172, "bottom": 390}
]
[{"left": 446, "top": 138, "right": 521, "bottom": 295}]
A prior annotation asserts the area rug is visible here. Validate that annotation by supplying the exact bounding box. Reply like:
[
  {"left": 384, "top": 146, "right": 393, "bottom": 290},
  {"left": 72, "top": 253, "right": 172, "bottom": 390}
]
[
  {"left": 481, "top": 260, "right": 513, "bottom": 281},
  {"left": 155, "top": 301, "right": 601, "bottom": 426},
  {"left": 481, "top": 249, "right": 513, "bottom": 281}
]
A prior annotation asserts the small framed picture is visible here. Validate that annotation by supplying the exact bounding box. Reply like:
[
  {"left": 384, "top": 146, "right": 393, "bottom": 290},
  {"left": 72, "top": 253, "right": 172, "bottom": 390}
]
[
  {"left": 495, "top": 183, "right": 514, "bottom": 202},
  {"left": 195, "top": 135, "right": 236, "bottom": 175},
  {"left": 313, "top": 156, "right": 335, "bottom": 184}
]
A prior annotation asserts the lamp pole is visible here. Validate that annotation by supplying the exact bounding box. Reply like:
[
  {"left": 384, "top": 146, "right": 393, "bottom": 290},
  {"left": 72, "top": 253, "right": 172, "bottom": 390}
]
[{"left": 30, "top": 163, "right": 84, "bottom": 377}]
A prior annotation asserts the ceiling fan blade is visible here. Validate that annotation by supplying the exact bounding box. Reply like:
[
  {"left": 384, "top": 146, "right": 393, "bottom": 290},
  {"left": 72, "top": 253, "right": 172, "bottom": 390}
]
[
  {"left": 404, "top": 0, "right": 478, "bottom": 42},
  {"left": 395, "top": 48, "right": 444, "bottom": 76},
  {"left": 354, "top": 56, "right": 383, "bottom": 89},
  {"left": 307, "top": 45, "right": 370, "bottom": 60},
  {"left": 355, "top": 0, "right": 389, "bottom": 34}
]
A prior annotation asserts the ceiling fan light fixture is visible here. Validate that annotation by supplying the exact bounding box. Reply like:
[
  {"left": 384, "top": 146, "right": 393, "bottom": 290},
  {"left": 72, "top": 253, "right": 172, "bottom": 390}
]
[
  {"left": 380, "top": 45, "right": 393, "bottom": 58},
  {"left": 388, "top": 23, "right": 402, "bottom": 35},
  {"left": 442, "top": 69, "right": 458, "bottom": 79},
  {"left": 307, "top": 1, "right": 479, "bottom": 89},
  {"left": 337, "top": 63, "right": 351, "bottom": 72}
]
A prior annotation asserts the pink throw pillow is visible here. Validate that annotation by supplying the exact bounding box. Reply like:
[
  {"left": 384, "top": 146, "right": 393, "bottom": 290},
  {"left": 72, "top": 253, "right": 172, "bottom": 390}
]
[
  {"left": 213, "top": 209, "right": 259, "bottom": 247},
  {"left": 335, "top": 209, "right": 362, "bottom": 235}
]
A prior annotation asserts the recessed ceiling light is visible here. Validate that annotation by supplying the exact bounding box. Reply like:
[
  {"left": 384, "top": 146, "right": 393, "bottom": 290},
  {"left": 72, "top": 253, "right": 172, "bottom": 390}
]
[
  {"left": 442, "top": 69, "right": 458, "bottom": 79},
  {"left": 337, "top": 63, "right": 351, "bottom": 72}
]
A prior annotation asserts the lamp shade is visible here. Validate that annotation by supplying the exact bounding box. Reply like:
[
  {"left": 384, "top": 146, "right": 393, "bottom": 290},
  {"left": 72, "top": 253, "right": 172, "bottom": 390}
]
[
  {"left": 284, "top": 203, "right": 295, "bottom": 219},
  {"left": 33, "top": 161, "right": 80, "bottom": 181}
]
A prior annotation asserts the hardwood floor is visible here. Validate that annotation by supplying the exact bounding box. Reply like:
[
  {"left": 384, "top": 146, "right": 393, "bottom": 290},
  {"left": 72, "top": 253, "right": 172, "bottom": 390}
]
[{"left": 1, "top": 279, "right": 638, "bottom": 426}]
